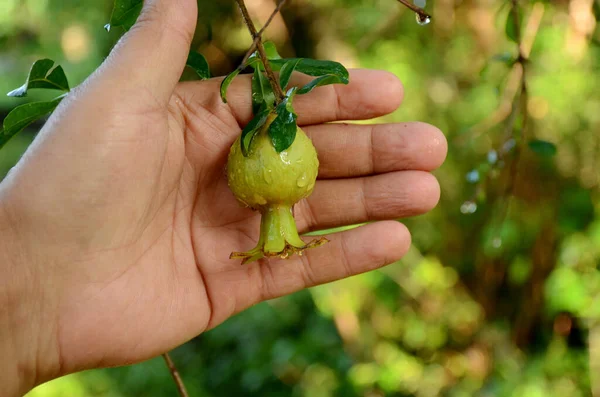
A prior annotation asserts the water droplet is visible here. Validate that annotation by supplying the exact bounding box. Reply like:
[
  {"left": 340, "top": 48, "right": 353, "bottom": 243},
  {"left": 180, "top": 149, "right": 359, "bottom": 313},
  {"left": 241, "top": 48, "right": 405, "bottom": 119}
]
[
  {"left": 502, "top": 139, "right": 516, "bottom": 153},
  {"left": 297, "top": 173, "right": 308, "bottom": 187},
  {"left": 460, "top": 201, "right": 477, "bottom": 214},
  {"left": 416, "top": 14, "right": 431, "bottom": 26},
  {"left": 492, "top": 237, "right": 502, "bottom": 248},
  {"left": 414, "top": 0, "right": 426, "bottom": 8},
  {"left": 104, "top": 24, "right": 111, "bottom": 32},
  {"left": 307, "top": 181, "right": 315, "bottom": 191},
  {"left": 466, "top": 170, "right": 480, "bottom": 183},
  {"left": 279, "top": 152, "right": 291, "bottom": 165},
  {"left": 487, "top": 150, "right": 498, "bottom": 164},
  {"left": 263, "top": 168, "right": 273, "bottom": 184}
]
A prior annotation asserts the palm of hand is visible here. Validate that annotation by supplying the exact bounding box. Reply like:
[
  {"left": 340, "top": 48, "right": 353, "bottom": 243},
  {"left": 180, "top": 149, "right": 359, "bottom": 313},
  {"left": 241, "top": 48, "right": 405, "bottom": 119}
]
[{"left": 0, "top": 2, "right": 446, "bottom": 385}]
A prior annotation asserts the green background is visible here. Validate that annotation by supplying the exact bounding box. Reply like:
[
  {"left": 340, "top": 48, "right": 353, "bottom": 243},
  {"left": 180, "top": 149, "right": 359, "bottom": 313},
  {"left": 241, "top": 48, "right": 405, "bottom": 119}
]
[{"left": 1, "top": 0, "right": 600, "bottom": 395}]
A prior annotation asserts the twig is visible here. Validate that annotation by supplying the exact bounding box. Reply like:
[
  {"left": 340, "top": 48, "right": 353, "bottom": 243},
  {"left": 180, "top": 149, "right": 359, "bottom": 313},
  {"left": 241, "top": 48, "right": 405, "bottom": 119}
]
[
  {"left": 470, "top": 2, "right": 544, "bottom": 302},
  {"left": 456, "top": 2, "right": 543, "bottom": 145},
  {"left": 494, "top": 0, "right": 538, "bottom": 225},
  {"left": 396, "top": 0, "right": 432, "bottom": 21},
  {"left": 162, "top": 353, "right": 189, "bottom": 397},
  {"left": 235, "top": 0, "right": 286, "bottom": 102},
  {"left": 238, "top": 0, "right": 288, "bottom": 71}
]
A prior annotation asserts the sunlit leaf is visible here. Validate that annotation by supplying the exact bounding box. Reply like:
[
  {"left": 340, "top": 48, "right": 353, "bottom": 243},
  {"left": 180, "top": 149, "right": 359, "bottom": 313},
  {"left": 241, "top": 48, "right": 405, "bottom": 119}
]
[
  {"left": 1, "top": 96, "right": 64, "bottom": 149},
  {"left": 186, "top": 51, "right": 211, "bottom": 80},
  {"left": 108, "top": 0, "right": 143, "bottom": 31},
  {"left": 241, "top": 108, "right": 271, "bottom": 156},
  {"left": 220, "top": 69, "right": 241, "bottom": 103},
  {"left": 7, "top": 59, "right": 70, "bottom": 97},
  {"left": 263, "top": 41, "right": 282, "bottom": 60},
  {"left": 528, "top": 139, "right": 557, "bottom": 157},
  {"left": 269, "top": 88, "right": 298, "bottom": 152}
]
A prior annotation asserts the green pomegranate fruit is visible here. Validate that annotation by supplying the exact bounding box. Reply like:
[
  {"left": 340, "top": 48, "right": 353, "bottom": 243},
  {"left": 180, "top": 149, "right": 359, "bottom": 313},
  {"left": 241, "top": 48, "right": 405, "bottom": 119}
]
[{"left": 227, "top": 116, "right": 327, "bottom": 264}]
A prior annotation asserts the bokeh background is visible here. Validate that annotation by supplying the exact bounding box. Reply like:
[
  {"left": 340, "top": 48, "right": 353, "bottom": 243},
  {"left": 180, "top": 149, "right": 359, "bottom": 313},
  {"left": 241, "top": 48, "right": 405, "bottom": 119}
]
[{"left": 2, "top": 0, "right": 600, "bottom": 395}]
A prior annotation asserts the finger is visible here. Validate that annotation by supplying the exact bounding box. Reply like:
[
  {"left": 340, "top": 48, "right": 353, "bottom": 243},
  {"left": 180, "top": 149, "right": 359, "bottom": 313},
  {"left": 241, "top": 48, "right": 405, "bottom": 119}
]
[
  {"left": 177, "top": 69, "right": 404, "bottom": 126},
  {"left": 304, "top": 122, "right": 447, "bottom": 178},
  {"left": 206, "top": 221, "right": 411, "bottom": 328},
  {"left": 99, "top": 0, "right": 198, "bottom": 102},
  {"left": 295, "top": 171, "right": 441, "bottom": 233}
]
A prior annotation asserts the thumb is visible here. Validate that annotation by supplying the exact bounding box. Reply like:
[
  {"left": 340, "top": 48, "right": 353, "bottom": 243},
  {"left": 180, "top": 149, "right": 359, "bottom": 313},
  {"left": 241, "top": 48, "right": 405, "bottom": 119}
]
[{"left": 100, "top": 0, "right": 198, "bottom": 103}]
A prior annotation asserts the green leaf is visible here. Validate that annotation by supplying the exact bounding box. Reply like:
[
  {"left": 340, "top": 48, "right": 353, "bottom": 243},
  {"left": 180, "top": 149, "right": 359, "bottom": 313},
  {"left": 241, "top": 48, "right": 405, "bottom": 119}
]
[
  {"left": 279, "top": 59, "right": 301, "bottom": 91},
  {"left": 270, "top": 58, "right": 349, "bottom": 82},
  {"left": 263, "top": 41, "right": 282, "bottom": 60},
  {"left": 108, "top": 0, "right": 143, "bottom": 31},
  {"left": 186, "top": 51, "right": 211, "bottom": 80},
  {"left": 269, "top": 88, "right": 298, "bottom": 152},
  {"left": 241, "top": 108, "right": 271, "bottom": 156},
  {"left": 505, "top": 8, "right": 519, "bottom": 43},
  {"left": 297, "top": 74, "right": 348, "bottom": 95},
  {"left": 252, "top": 68, "right": 275, "bottom": 114},
  {"left": 220, "top": 69, "right": 241, "bottom": 103},
  {"left": 528, "top": 139, "right": 557, "bottom": 157},
  {"left": 7, "top": 59, "right": 70, "bottom": 97},
  {"left": 1, "top": 96, "right": 64, "bottom": 150}
]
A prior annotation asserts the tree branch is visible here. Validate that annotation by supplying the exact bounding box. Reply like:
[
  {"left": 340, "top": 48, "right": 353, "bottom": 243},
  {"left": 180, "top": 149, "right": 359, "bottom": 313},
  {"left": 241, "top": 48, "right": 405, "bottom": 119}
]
[
  {"left": 235, "top": 0, "right": 286, "bottom": 102},
  {"left": 396, "top": 0, "right": 432, "bottom": 22},
  {"left": 162, "top": 353, "right": 189, "bottom": 397},
  {"left": 238, "top": 0, "right": 288, "bottom": 69}
]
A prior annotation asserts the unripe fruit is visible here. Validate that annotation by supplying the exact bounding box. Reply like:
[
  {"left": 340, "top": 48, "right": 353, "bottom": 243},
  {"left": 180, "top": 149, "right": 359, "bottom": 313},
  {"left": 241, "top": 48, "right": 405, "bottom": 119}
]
[{"left": 227, "top": 118, "right": 327, "bottom": 264}]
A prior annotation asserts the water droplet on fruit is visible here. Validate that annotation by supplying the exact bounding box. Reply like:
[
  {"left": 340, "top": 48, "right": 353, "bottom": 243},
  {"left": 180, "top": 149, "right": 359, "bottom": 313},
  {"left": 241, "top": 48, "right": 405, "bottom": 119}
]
[
  {"left": 307, "top": 181, "right": 315, "bottom": 191},
  {"left": 263, "top": 168, "right": 273, "bottom": 184},
  {"left": 104, "top": 24, "right": 111, "bottom": 32},
  {"left": 416, "top": 14, "right": 431, "bottom": 26},
  {"left": 279, "top": 152, "right": 291, "bottom": 165},
  {"left": 460, "top": 201, "right": 477, "bottom": 214},
  {"left": 297, "top": 173, "right": 308, "bottom": 187}
]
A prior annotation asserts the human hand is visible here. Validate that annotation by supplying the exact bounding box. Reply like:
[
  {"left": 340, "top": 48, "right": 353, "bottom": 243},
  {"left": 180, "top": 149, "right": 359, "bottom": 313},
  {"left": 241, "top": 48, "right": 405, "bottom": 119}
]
[{"left": 0, "top": 0, "right": 446, "bottom": 394}]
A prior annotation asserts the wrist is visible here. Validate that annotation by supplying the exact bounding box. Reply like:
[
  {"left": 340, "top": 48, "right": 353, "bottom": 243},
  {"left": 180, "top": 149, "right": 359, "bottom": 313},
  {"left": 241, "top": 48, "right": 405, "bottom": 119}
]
[{"left": 0, "top": 194, "right": 60, "bottom": 396}]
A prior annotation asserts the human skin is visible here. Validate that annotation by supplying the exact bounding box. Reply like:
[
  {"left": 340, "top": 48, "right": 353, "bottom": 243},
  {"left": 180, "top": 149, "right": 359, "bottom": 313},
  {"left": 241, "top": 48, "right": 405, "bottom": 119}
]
[{"left": 0, "top": 0, "right": 447, "bottom": 395}]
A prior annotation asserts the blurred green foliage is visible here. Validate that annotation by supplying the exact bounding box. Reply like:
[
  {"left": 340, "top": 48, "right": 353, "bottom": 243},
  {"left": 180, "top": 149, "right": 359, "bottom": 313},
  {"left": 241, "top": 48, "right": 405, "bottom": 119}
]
[{"left": 2, "top": 0, "right": 600, "bottom": 395}]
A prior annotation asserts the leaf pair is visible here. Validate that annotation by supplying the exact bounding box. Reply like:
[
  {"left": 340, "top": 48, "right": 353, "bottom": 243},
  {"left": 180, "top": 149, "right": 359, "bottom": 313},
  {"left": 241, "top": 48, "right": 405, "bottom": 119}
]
[
  {"left": 220, "top": 42, "right": 349, "bottom": 155},
  {"left": 220, "top": 46, "right": 349, "bottom": 106},
  {"left": 239, "top": 88, "right": 299, "bottom": 156},
  {"left": 2, "top": 59, "right": 71, "bottom": 150}
]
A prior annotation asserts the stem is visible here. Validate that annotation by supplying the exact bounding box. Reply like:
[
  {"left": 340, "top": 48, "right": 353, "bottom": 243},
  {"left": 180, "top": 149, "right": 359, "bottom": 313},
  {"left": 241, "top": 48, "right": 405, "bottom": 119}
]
[
  {"left": 162, "top": 353, "right": 189, "bottom": 397},
  {"left": 239, "top": 0, "right": 288, "bottom": 69},
  {"left": 230, "top": 204, "right": 328, "bottom": 265},
  {"left": 235, "top": 0, "right": 286, "bottom": 102},
  {"left": 395, "top": 0, "right": 432, "bottom": 21}
]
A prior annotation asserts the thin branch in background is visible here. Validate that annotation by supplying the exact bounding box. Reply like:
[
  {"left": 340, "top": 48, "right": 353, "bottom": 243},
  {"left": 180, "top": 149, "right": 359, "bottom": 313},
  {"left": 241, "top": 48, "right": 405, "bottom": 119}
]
[
  {"left": 470, "top": 3, "right": 544, "bottom": 306},
  {"left": 162, "top": 353, "right": 189, "bottom": 397},
  {"left": 396, "top": 0, "right": 432, "bottom": 22},
  {"left": 235, "top": 0, "right": 286, "bottom": 102},
  {"left": 238, "top": 0, "right": 288, "bottom": 71},
  {"left": 456, "top": 3, "right": 543, "bottom": 145},
  {"left": 493, "top": 2, "right": 545, "bottom": 227}
]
